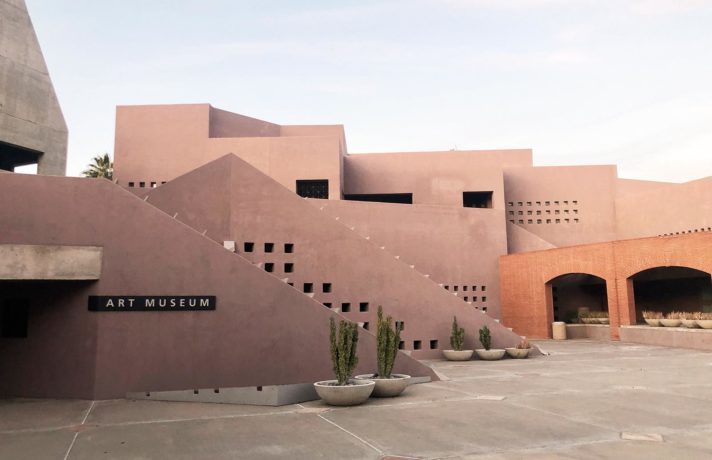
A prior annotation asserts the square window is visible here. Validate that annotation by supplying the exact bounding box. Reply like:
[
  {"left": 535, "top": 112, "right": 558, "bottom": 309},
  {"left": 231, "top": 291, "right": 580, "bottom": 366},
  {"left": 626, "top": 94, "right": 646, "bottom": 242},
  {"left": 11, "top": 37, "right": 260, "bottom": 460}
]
[
  {"left": 545, "top": 201, "right": 550, "bottom": 206},
  {"left": 454, "top": 286, "right": 458, "bottom": 292},
  {"left": 536, "top": 210, "right": 541, "bottom": 215},
  {"left": 574, "top": 218, "right": 579, "bottom": 223},
  {"left": 556, "top": 219, "right": 561, "bottom": 223},
  {"left": 546, "top": 210, "right": 551, "bottom": 214},
  {"left": 482, "top": 286, "right": 486, "bottom": 291},
  {"left": 264, "top": 242, "right": 274, "bottom": 253},
  {"left": 555, "top": 210, "right": 560, "bottom": 214},
  {"left": 284, "top": 243, "right": 294, "bottom": 253},
  {"left": 527, "top": 210, "right": 532, "bottom": 215},
  {"left": 574, "top": 209, "right": 579, "bottom": 214},
  {"left": 264, "top": 263, "right": 274, "bottom": 273},
  {"left": 509, "top": 220, "right": 515, "bottom": 223},
  {"left": 303, "top": 283, "right": 313, "bottom": 293},
  {"left": 518, "top": 220, "right": 524, "bottom": 224},
  {"left": 359, "top": 302, "right": 369, "bottom": 312},
  {"left": 526, "top": 201, "right": 532, "bottom": 206},
  {"left": 322, "top": 283, "right": 332, "bottom": 293},
  {"left": 536, "top": 201, "right": 541, "bottom": 206},
  {"left": 463, "top": 296, "right": 469, "bottom": 301},
  {"left": 128, "top": 182, "right": 134, "bottom": 187},
  {"left": 463, "top": 286, "right": 468, "bottom": 291},
  {"left": 150, "top": 181, "right": 156, "bottom": 188},
  {"left": 518, "top": 211, "right": 523, "bottom": 215},
  {"left": 554, "top": 201, "right": 559, "bottom": 205},
  {"left": 413, "top": 340, "right": 422, "bottom": 350},
  {"left": 573, "top": 200, "right": 578, "bottom": 205},
  {"left": 482, "top": 296, "right": 487, "bottom": 302},
  {"left": 341, "top": 303, "right": 351, "bottom": 312},
  {"left": 244, "top": 242, "right": 254, "bottom": 252},
  {"left": 508, "top": 202, "right": 513, "bottom": 206},
  {"left": 430, "top": 340, "right": 439, "bottom": 349},
  {"left": 472, "top": 286, "right": 477, "bottom": 291},
  {"left": 363, "top": 322, "right": 369, "bottom": 330},
  {"left": 527, "top": 219, "right": 533, "bottom": 224},
  {"left": 537, "top": 219, "right": 542, "bottom": 224},
  {"left": 564, "top": 200, "right": 568, "bottom": 205},
  {"left": 473, "top": 296, "right": 478, "bottom": 301},
  {"left": 546, "top": 219, "right": 551, "bottom": 224},
  {"left": 161, "top": 181, "right": 167, "bottom": 185},
  {"left": 517, "top": 201, "right": 523, "bottom": 206},
  {"left": 509, "top": 211, "right": 514, "bottom": 216},
  {"left": 445, "top": 285, "right": 449, "bottom": 290},
  {"left": 284, "top": 263, "right": 294, "bottom": 273},
  {"left": 395, "top": 321, "right": 405, "bottom": 331},
  {"left": 323, "top": 302, "right": 332, "bottom": 308},
  {"left": 398, "top": 341, "right": 405, "bottom": 350},
  {"left": 139, "top": 181, "right": 145, "bottom": 188},
  {"left": 483, "top": 307, "right": 487, "bottom": 312}
]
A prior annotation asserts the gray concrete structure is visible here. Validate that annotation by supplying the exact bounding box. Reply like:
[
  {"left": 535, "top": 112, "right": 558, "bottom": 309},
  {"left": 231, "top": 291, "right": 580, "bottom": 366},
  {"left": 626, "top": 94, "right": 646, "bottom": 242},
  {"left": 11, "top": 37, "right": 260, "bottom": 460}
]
[
  {"left": 0, "top": 245, "right": 102, "bottom": 280},
  {"left": 0, "top": 0, "right": 67, "bottom": 175},
  {"left": 3, "top": 340, "right": 712, "bottom": 459}
]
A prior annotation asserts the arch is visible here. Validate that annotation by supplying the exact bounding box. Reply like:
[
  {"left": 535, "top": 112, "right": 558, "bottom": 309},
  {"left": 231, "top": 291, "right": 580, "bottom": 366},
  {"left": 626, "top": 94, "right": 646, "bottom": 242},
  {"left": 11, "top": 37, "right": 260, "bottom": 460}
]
[
  {"left": 628, "top": 266, "right": 712, "bottom": 323},
  {"left": 545, "top": 273, "right": 609, "bottom": 324}
]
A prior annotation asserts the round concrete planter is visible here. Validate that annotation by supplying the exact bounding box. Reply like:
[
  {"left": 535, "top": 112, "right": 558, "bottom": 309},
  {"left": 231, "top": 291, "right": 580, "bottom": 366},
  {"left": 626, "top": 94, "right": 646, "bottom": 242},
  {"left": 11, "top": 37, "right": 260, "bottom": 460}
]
[
  {"left": 314, "top": 379, "right": 375, "bottom": 406},
  {"left": 475, "top": 349, "right": 506, "bottom": 360},
  {"left": 644, "top": 318, "right": 661, "bottom": 327},
  {"left": 354, "top": 374, "right": 410, "bottom": 397},
  {"left": 505, "top": 347, "right": 531, "bottom": 359},
  {"left": 580, "top": 317, "right": 595, "bottom": 324},
  {"left": 597, "top": 318, "right": 609, "bottom": 325},
  {"left": 660, "top": 319, "right": 682, "bottom": 327},
  {"left": 443, "top": 350, "right": 474, "bottom": 361},
  {"left": 681, "top": 319, "right": 699, "bottom": 328},
  {"left": 697, "top": 320, "right": 712, "bottom": 329}
]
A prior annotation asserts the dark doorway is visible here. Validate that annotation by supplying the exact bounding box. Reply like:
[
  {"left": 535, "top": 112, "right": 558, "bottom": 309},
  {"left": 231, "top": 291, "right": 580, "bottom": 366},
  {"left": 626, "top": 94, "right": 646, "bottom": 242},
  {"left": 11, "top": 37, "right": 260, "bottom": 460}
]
[
  {"left": 344, "top": 193, "right": 413, "bottom": 204},
  {"left": 631, "top": 267, "right": 712, "bottom": 323},
  {"left": 463, "top": 191, "right": 493, "bottom": 208},
  {"left": 0, "top": 141, "right": 41, "bottom": 172},
  {"left": 0, "top": 298, "right": 29, "bottom": 338},
  {"left": 548, "top": 273, "right": 608, "bottom": 323}
]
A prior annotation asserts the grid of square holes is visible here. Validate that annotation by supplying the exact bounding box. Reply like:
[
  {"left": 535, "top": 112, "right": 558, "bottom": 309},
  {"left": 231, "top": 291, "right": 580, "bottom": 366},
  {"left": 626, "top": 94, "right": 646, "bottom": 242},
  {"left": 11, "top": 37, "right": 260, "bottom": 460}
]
[
  {"left": 444, "top": 284, "right": 488, "bottom": 311},
  {"left": 660, "top": 227, "right": 712, "bottom": 237},
  {"left": 507, "top": 200, "right": 580, "bottom": 225},
  {"left": 241, "top": 242, "right": 296, "bottom": 275}
]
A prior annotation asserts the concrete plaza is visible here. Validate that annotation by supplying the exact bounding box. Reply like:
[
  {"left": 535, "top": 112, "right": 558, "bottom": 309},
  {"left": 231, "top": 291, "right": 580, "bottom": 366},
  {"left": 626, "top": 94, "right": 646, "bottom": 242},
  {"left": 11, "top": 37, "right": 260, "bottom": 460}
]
[{"left": 3, "top": 340, "right": 712, "bottom": 459}]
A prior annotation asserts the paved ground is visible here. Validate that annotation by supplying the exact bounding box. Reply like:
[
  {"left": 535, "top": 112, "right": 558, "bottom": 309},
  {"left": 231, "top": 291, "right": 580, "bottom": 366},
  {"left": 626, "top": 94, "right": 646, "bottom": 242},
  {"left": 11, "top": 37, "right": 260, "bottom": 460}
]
[{"left": 3, "top": 340, "right": 712, "bottom": 459}]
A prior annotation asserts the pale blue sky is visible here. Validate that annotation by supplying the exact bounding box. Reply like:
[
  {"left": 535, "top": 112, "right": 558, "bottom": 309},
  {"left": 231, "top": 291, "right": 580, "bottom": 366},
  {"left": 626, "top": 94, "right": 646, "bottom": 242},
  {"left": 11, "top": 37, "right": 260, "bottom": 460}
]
[{"left": 26, "top": 0, "right": 712, "bottom": 181}]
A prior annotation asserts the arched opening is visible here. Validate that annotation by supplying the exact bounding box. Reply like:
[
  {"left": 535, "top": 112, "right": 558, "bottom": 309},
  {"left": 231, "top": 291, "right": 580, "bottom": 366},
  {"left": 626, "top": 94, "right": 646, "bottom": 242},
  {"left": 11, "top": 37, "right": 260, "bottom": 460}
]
[
  {"left": 630, "top": 266, "right": 712, "bottom": 323},
  {"left": 547, "top": 273, "right": 608, "bottom": 323}
]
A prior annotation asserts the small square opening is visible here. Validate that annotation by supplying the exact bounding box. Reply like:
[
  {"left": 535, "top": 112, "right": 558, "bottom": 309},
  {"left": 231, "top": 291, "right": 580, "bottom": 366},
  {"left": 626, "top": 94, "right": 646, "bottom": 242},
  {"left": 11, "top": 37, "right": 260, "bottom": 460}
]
[
  {"left": 284, "top": 243, "right": 294, "bottom": 253},
  {"left": 463, "top": 191, "right": 494, "bottom": 208},
  {"left": 303, "top": 283, "right": 313, "bottom": 293},
  {"left": 284, "top": 263, "right": 294, "bottom": 273},
  {"left": 413, "top": 340, "right": 422, "bottom": 350},
  {"left": 264, "top": 242, "right": 274, "bottom": 253},
  {"left": 322, "top": 283, "right": 332, "bottom": 293},
  {"left": 244, "top": 242, "right": 254, "bottom": 252},
  {"left": 395, "top": 321, "right": 404, "bottom": 331},
  {"left": 264, "top": 263, "right": 274, "bottom": 273},
  {"left": 359, "top": 302, "right": 369, "bottom": 312},
  {"left": 323, "top": 302, "right": 332, "bottom": 309},
  {"left": 341, "top": 303, "right": 351, "bottom": 313},
  {"left": 398, "top": 341, "right": 405, "bottom": 350},
  {"left": 363, "top": 322, "right": 369, "bottom": 330},
  {"left": 430, "top": 340, "right": 438, "bottom": 350}
]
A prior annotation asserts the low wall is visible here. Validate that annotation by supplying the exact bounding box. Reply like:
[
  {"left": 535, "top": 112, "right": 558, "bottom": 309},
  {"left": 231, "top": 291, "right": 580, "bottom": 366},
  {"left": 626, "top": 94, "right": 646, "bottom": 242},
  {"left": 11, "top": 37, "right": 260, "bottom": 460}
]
[
  {"left": 619, "top": 326, "right": 712, "bottom": 352},
  {"left": 565, "top": 324, "right": 611, "bottom": 341}
]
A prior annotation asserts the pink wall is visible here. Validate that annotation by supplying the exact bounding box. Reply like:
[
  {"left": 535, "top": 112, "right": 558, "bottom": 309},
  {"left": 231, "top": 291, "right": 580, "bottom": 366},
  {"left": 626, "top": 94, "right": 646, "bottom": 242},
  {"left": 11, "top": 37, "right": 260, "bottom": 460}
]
[
  {"left": 144, "top": 154, "right": 529, "bottom": 359},
  {"left": 0, "top": 173, "right": 437, "bottom": 399},
  {"left": 313, "top": 199, "right": 507, "bottom": 318}
]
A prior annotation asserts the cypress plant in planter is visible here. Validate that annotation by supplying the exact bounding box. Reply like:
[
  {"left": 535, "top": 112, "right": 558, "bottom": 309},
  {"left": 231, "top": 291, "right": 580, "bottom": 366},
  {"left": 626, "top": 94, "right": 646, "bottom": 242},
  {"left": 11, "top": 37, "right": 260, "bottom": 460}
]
[
  {"left": 314, "top": 318, "right": 375, "bottom": 406},
  {"left": 355, "top": 306, "right": 410, "bottom": 397},
  {"left": 443, "top": 316, "right": 474, "bottom": 361},
  {"left": 475, "top": 325, "right": 505, "bottom": 360}
]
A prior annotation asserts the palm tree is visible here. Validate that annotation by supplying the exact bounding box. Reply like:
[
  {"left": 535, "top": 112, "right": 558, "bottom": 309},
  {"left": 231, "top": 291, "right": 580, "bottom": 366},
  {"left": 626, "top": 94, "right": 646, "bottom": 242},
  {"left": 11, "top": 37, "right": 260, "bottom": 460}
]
[{"left": 82, "top": 153, "right": 113, "bottom": 179}]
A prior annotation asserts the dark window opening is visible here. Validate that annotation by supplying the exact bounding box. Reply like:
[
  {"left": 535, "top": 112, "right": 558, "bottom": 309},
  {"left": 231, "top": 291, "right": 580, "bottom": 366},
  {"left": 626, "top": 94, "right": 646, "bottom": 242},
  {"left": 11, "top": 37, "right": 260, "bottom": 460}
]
[
  {"left": 0, "top": 141, "right": 41, "bottom": 171},
  {"left": 284, "top": 243, "right": 294, "bottom": 253},
  {"left": 430, "top": 340, "right": 438, "bottom": 350},
  {"left": 1, "top": 299, "right": 29, "bottom": 338},
  {"left": 284, "top": 263, "right": 294, "bottom": 273},
  {"left": 303, "top": 283, "right": 313, "bottom": 293},
  {"left": 463, "top": 191, "right": 494, "bottom": 209},
  {"left": 264, "top": 242, "right": 274, "bottom": 253},
  {"left": 323, "top": 283, "right": 332, "bottom": 293},
  {"left": 287, "top": 282, "right": 294, "bottom": 287},
  {"left": 150, "top": 181, "right": 156, "bottom": 188},
  {"left": 344, "top": 193, "right": 413, "bottom": 204},
  {"left": 139, "top": 182, "right": 145, "bottom": 188},
  {"left": 363, "top": 322, "right": 369, "bottom": 330},
  {"left": 413, "top": 340, "right": 422, "bottom": 350},
  {"left": 341, "top": 303, "right": 351, "bottom": 312},
  {"left": 128, "top": 182, "right": 135, "bottom": 187},
  {"left": 323, "top": 302, "right": 332, "bottom": 309},
  {"left": 244, "top": 242, "right": 254, "bottom": 252},
  {"left": 395, "top": 320, "right": 405, "bottom": 331},
  {"left": 359, "top": 302, "right": 369, "bottom": 312},
  {"left": 264, "top": 263, "right": 274, "bottom": 273},
  {"left": 398, "top": 341, "right": 405, "bottom": 350},
  {"left": 296, "top": 180, "right": 329, "bottom": 199}
]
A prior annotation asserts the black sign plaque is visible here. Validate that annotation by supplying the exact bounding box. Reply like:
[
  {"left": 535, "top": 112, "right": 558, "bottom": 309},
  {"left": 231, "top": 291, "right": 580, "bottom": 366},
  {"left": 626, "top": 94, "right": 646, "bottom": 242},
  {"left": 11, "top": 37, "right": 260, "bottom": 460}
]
[{"left": 88, "top": 296, "right": 216, "bottom": 312}]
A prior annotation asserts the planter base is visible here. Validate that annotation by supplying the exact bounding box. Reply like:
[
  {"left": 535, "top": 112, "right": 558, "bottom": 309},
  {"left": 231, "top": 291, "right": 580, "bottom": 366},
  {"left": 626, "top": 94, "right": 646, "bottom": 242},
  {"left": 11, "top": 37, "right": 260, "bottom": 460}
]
[
  {"left": 505, "top": 347, "right": 531, "bottom": 359},
  {"left": 354, "top": 374, "right": 410, "bottom": 397},
  {"left": 475, "top": 349, "right": 506, "bottom": 360},
  {"left": 314, "top": 379, "right": 375, "bottom": 406},
  {"left": 443, "top": 350, "right": 474, "bottom": 361}
]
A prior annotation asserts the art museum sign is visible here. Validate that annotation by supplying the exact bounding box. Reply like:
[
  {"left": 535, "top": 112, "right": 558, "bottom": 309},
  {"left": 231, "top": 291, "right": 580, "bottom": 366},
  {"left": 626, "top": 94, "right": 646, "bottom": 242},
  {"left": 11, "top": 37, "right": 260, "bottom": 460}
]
[{"left": 88, "top": 296, "right": 216, "bottom": 312}]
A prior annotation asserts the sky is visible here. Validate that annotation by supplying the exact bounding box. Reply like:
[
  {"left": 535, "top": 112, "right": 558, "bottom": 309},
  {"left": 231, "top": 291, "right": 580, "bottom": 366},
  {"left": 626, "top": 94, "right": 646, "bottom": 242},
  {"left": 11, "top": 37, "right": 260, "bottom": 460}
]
[{"left": 24, "top": 0, "right": 712, "bottom": 182}]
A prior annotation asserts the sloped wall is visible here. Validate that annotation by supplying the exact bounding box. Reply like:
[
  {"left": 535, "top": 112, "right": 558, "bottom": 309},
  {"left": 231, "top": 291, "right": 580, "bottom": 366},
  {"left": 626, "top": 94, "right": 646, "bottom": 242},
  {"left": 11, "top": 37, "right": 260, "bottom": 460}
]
[
  {"left": 0, "top": 173, "right": 436, "bottom": 399},
  {"left": 146, "top": 155, "right": 529, "bottom": 359}
]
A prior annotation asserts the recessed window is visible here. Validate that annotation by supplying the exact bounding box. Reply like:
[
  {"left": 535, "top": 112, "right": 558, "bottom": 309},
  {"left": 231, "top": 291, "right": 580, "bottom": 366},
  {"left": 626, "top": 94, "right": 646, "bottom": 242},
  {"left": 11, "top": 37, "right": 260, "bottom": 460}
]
[
  {"left": 546, "top": 219, "right": 551, "bottom": 224},
  {"left": 454, "top": 286, "right": 458, "bottom": 292},
  {"left": 244, "top": 242, "right": 254, "bottom": 252},
  {"left": 554, "top": 201, "right": 559, "bottom": 205},
  {"left": 363, "top": 322, "right": 369, "bottom": 330},
  {"left": 303, "top": 283, "right": 313, "bottom": 293},
  {"left": 288, "top": 282, "right": 294, "bottom": 287},
  {"left": 345, "top": 193, "right": 413, "bottom": 204},
  {"left": 430, "top": 340, "right": 439, "bottom": 350},
  {"left": 264, "top": 263, "right": 274, "bottom": 273},
  {"left": 150, "top": 181, "right": 156, "bottom": 188},
  {"left": 284, "top": 243, "right": 294, "bottom": 253},
  {"left": 472, "top": 286, "right": 477, "bottom": 291},
  {"left": 444, "top": 285, "right": 449, "bottom": 290},
  {"left": 545, "top": 201, "right": 550, "bottom": 206},
  {"left": 463, "top": 296, "right": 469, "bottom": 301},
  {"left": 1, "top": 299, "right": 29, "bottom": 338},
  {"left": 341, "top": 303, "right": 351, "bottom": 313},
  {"left": 463, "top": 191, "right": 493, "bottom": 209},
  {"left": 482, "top": 286, "right": 486, "bottom": 291},
  {"left": 359, "top": 302, "right": 369, "bottom": 312},
  {"left": 574, "top": 218, "right": 579, "bottom": 223},
  {"left": 556, "top": 219, "right": 561, "bottom": 223},
  {"left": 527, "top": 219, "right": 533, "bottom": 224},
  {"left": 573, "top": 200, "right": 578, "bottom": 205},
  {"left": 482, "top": 296, "right": 487, "bottom": 302},
  {"left": 519, "top": 220, "right": 524, "bottom": 224},
  {"left": 536, "top": 201, "right": 541, "bottom": 206},
  {"left": 323, "top": 302, "right": 332, "bottom": 308},
  {"left": 296, "top": 179, "right": 329, "bottom": 199},
  {"left": 322, "top": 283, "right": 332, "bottom": 293},
  {"left": 398, "top": 341, "right": 405, "bottom": 350},
  {"left": 395, "top": 321, "right": 405, "bottom": 331},
  {"left": 473, "top": 296, "right": 478, "bottom": 301},
  {"left": 482, "top": 307, "right": 487, "bottom": 312},
  {"left": 517, "top": 202, "right": 523, "bottom": 206},
  {"left": 128, "top": 182, "right": 134, "bottom": 187},
  {"left": 463, "top": 286, "right": 468, "bottom": 291},
  {"left": 526, "top": 201, "right": 532, "bottom": 206},
  {"left": 139, "top": 181, "right": 145, "bottom": 188},
  {"left": 537, "top": 219, "right": 542, "bottom": 224},
  {"left": 264, "top": 242, "right": 274, "bottom": 253},
  {"left": 284, "top": 263, "right": 294, "bottom": 273},
  {"left": 414, "top": 340, "right": 422, "bottom": 350}
]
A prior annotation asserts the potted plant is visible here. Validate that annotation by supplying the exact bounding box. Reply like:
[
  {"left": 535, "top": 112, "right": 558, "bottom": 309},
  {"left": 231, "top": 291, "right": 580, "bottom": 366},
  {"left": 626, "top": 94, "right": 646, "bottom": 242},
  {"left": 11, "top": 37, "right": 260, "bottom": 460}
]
[
  {"left": 505, "top": 339, "right": 532, "bottom": 359},
  {"left": 578, "top": 311, "right": 594, "bottom": 324},
  {"left": 697, "top": 312, "right": 712, "bottom": 329},
  {"left": 314, "top": 318, "right": 375, "bottom": 406},
  {"left": 594, "top": 311, "right": 609, "bottom": 325},
  {"left": 355, "top": 306, "right": 410, "bottom": 397},
  {"left": 642, "top": 311, "right": 662, "bottom": 327},
  {"left": 681, "top": 312, "right": 700, "bottom": 328},
  {"left": 660, "top": 311, "right": 682, "bottom": 327},
  {"left": 443, "top": 316, "right": 474, "bottom": 361},
  {"left": 475, "top": 325, "right": 505, "bottom": 360}
]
